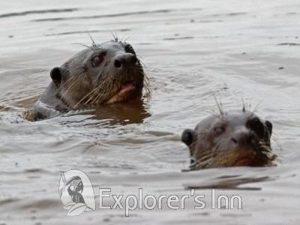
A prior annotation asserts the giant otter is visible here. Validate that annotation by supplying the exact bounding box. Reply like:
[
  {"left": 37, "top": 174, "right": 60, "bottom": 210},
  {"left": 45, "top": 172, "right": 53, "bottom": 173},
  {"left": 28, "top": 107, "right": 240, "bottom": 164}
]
[
  {"left": 181, "top": 109, "right": 277, "bottom": 169},
  {"left": 24, "top": 39, "right": 149, "bottom": 121}
]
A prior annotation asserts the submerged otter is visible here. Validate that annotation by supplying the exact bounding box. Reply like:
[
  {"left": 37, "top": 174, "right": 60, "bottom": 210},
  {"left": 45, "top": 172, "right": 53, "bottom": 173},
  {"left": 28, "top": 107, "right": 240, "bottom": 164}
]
[
  {"left": 181, "top": 109, "right": 277, "bottom": 169},
  {"left": 24, "top": 39, "right": 148, "bottom": 121}
]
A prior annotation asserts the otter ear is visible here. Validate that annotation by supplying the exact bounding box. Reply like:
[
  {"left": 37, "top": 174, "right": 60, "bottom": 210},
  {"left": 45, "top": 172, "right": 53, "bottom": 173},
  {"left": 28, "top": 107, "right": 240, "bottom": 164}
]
[
  {"left": 50, "top": 67, "right": 63, "bottom": 87},
  {"left": 181, "top": 129, "right": 196, "bottom": 146},
  {"left": 265, "top": 121, "right": 273, "bottom": 136}
]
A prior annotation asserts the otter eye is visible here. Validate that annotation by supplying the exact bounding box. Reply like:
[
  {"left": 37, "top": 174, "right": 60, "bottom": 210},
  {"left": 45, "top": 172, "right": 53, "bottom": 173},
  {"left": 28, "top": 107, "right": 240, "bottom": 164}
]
[
  {"left": 214, "top": 126, "right": 226, "bottom": 136},
  {"left": 124, "top": 44, "right": 136, "bottom": 54},
  {"left": 91, "top": 53, "right": 105, "bottom": 67}
]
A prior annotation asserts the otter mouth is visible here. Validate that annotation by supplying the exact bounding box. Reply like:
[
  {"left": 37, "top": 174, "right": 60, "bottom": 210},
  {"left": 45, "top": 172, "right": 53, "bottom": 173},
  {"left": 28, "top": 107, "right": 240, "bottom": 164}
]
[
  {"left": 230, "top": 141, "right": 276, "bottom": 167},
  {"left": 253, "top": 141, "right": 276, "bottom": 160},
  {"left": 106, "top": 81, "right": 141, "bottom": 104},
  {"left": 189, "top": 139, "right": 275, "bottom": 169}
]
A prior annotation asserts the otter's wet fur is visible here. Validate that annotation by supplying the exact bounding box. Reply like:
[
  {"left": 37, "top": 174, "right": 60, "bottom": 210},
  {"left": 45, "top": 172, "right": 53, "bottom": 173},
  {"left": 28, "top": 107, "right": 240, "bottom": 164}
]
[
  {"left": 24, "top": 38, "right": 150, "bottom": 121},
  {"left": 182, "top": 109, "right": 277, "bottom": 169}
]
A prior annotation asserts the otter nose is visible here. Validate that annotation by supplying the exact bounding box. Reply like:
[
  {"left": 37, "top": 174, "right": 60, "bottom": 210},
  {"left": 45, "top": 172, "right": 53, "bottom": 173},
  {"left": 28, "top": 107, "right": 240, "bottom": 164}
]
[
  {"left": 231, "top": 132, "right": 257, "bottom": 146},
  {"left": 114, "top": 53, "right": 137, "bottom": 68}
]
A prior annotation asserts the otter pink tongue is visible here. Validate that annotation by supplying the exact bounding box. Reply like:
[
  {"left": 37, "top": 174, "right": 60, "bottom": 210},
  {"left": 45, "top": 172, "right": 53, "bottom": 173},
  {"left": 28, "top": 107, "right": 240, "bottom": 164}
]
[
  {"left": 107, "top": 83, "right": 136, "bottom": 104},
  {"left": 119, "top": 83, "right": 136, "bottom": 95}
]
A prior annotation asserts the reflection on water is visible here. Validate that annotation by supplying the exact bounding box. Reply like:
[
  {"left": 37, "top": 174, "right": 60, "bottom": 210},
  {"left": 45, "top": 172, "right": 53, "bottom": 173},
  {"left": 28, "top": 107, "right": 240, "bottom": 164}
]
[
  {"left": 0, "top": 0, "right": 300, "bottom": 224},
  {"left": 185, "top": 175, "right": 272, "bottom": 191},
  {"left": 92, "top": 99, "right": 151, "bottom": 125},
  {"left": 60, "top": 99, "right": 151, "bottom": 126},
  {"left": 0, "top": 8, "right": 78, "bottom": 19}
]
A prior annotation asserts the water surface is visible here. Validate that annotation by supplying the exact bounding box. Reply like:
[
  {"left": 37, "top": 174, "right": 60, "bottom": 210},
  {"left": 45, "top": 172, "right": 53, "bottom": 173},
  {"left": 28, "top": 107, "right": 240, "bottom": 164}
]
[{"left": 0, "top": 0, "right": 299, "bottom": 224}]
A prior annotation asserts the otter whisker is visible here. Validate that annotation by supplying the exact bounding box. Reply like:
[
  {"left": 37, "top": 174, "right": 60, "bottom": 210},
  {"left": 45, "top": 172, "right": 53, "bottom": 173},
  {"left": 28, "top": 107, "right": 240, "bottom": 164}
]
[
  {"left": 213, "top": 95, "right": 224, "bottom": 115},
  {"left": 90, "top": 76, "right": 115, "bottom": 105},
  {"left": 86, "top": 87, "right": 102, "bottom": 103},
  {"left": 72, "top": 43, "right": 93, "bottom": 49},
  {"left": 74, "top": 86, "right": 101, "bottom": 108},
  {"left": 58, "top": 65, "right": 86, "bottom": 91},
  {"left": 85, "top": 73, "right": 108, "bottom": 105},
  {"left": 111, "top": 32, "right": 119, "bottom": 42},
  {"left": 242, "top": 98, "right": 246, "bottom": 112},
  {"left": 87, "top": 32, "right": 97, "bottom": 47},
  {"left": 61, "top": 72, "right": 84, "bottom": 96},
  {"left": 59, "top": 69, "right": 88, "bottom": 106},
  {"left": 58, "top": 75, "right": 77, "bottom": 91},
  {"left": 82, "top": 75, "right": 112, "bottom": 106},
  {"left": 94, "top": 76, "right": 113, "bottom": 101},
  {"left": 92, "top": 87, "right": 107, "bottom": 105},
  {"left": 137, "top": 56, "right": 147, "bottom": 68},
  {"left": 59, "top": 76, "right": 81, "bottom": 98},
  {"left": 198, "top": 154, "right": 214, "bottom": 163},
  {"left": 143, "top": 74, "right": 151, "bottom": 99},
  {"left": 258, "top": 143, "right": 272, "bottom": 153},
  {"left": 252, "top": 101, "right": 262, "bottom": 113}
]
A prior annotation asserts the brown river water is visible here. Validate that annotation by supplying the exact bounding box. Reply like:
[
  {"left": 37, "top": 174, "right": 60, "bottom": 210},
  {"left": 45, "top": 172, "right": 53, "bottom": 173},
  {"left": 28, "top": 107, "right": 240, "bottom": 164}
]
[{"left": 0, "top": 0, "right": 299, "bottom": 224}]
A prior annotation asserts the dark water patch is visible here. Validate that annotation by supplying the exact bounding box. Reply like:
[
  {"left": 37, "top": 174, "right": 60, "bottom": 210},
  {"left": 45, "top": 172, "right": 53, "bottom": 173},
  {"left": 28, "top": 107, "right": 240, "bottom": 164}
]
[
  {"left": 34, "top": 9, "right": 172, "bottom": 22},
  {"left": 24, "top": 168, "right": 47, "bottom": 173},
  {"left": 163, "top": 36, "right": 194, "bottom": 41},
  {"left": 185, "top": 176, "right": 273, "bottom": 190},
  {"left": 0, "top": 8, "right": 78, "bottom": 19},
  {"left": 227, "top": 12, "right": 247, "bottom": 16},
  {"left": 215, "top": 175, "right": 241, "bottom": 179},
  {"left": 138, "top": 43, "right": 154, "bottom": 46},
  {"left": 45, "top": 29, "right": 131, "bottom": 36},
  {"left": 32, "top": 8, "right": 202, "bottom": 22},
  {"left": 221, "top": 213, "right": 252, "bottom": 218},
  {"left": 278, "top": 42, "right": 300, "bottom": 46},
  {"left": 55, "top": 100, "right": 150, "bottom": 127},
  {"left": 209, "top": 12, "right": 247, "bottom": 18},
  {"left": 144, "top": 131, "right": 176, "bottom": 137},
  {"left": 0, "top": 198, "right": 20, "bottom": 206},
  {"left": 19, "top": 199, "right": 61, "bottom": 209},
  {"left": 286, "top": 12, "right": 297, "bottom": 15},
  {"left": 92, "top": 101, "right": 151, "bottom": 125}
]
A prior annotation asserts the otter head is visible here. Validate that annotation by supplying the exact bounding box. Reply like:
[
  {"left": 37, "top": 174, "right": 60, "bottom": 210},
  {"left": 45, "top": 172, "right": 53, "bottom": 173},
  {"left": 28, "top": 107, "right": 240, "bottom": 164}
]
[
  {"left": 181, "top": 110, "right": 276, "bottom": 169},
  {"left": 50, "top": 39, "right": 147, "bottom": 110}
]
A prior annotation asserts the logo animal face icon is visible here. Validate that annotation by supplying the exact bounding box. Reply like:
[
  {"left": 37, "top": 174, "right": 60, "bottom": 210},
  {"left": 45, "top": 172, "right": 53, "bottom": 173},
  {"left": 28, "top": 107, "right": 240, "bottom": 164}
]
[{"left": 58, "top": 170, "right": 96, "bottom": 216}]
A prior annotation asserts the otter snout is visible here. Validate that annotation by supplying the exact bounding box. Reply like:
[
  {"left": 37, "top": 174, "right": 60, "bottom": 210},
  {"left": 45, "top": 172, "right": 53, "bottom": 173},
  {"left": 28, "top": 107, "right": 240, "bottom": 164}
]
[
  {"left": 231, "top": 131, "right": 258, "bottom": 147},
  {"left": 114, "top": 53, "right": 137, "bottom": 68}
]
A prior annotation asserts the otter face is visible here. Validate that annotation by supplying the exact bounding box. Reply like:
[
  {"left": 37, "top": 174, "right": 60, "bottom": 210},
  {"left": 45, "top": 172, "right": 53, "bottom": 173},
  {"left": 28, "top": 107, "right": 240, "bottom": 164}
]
[
  {"left": 181, "top": 111, "right": 277, "bottom": 169},
  {"left": 50, "top": 40, "right": 147, "bottom": 109}
]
